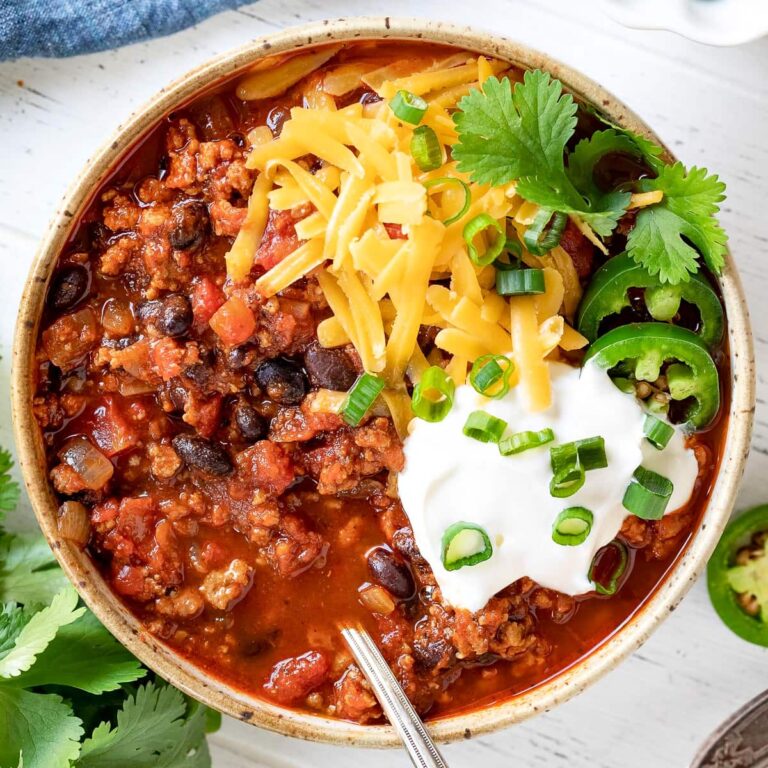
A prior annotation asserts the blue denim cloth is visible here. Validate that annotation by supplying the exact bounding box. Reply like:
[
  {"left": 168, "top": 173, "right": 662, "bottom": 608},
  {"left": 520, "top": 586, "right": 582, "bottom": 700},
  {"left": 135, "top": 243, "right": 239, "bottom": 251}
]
[{"left": 0, "top": 0, "right": 252, "bottom": 61}]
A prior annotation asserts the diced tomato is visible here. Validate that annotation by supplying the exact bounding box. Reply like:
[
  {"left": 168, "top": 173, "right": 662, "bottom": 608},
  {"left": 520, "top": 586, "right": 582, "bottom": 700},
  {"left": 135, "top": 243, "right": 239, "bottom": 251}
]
[
  {"left": 209, "top": 296, "right": 256, "bottom": 346},
  {"left": 191, "top": 276, "right": 226, "bottom": 329},
  {"left": 263, "top": 650, "right": 330, "bottom": 704},
  {"left": 88, "top": 396, "right": 142, "bottom": 457},
  {"left": 183, "top": 392, "right": 223, "bottom": 439},
  {"left": 254, "top": 208, "right": 305, "bottom": 271},
  {"left": 112, "top": 564, "right": 149, "bottom": 598},
  {"left": 115, "top": 496, "right": 156, "bottom": 540},
  {"left": 383, "top": 223, "right": 407, "bottom": 240}
]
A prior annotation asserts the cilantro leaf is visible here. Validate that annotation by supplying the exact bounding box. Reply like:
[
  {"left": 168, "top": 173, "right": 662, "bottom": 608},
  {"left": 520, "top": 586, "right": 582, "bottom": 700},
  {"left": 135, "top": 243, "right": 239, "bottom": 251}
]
[
  {"left": 567, "top": 129, "right": 641, "bottom": 199},
  {"left": 0, "top": 686, "right": 83, "bottom": 768},
  {"left": 0, "top": 533, "right": 71, "bottom": 606},
  {"left": 0, "top": 588, "right": 84, "bottom": 679},
  {"left": 78, "top": 681, "right": 211, "bottom": 768},
  {"left": 453, "top": 72, "right": 628, "bottom": 237},
  {"left": 453, "top": 71, "right": 577, "bottom": 186},
  {"left": 9, "top": 611, "right": 145, "bottom": 694},
  {"left": 0, "top": 450, "right": 20, "bottom": 521},
  {"left": 628, "top": 163, "right": 728, "bottom": 283},
  {"left": 586, "top": 107, "right": 666, "bottom": 172},
  {"left": 0, "top": 604, "right": 32, "bottom": 658}
]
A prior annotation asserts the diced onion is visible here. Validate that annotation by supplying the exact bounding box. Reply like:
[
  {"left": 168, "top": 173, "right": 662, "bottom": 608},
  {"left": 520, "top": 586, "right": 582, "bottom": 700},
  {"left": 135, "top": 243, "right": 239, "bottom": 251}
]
[
  {"left": 58, "top": 437, "right": 114, "bottom": 490},
  {"left": 622, "top": 466, "right": 674, "bottom": 520},
  {"left": 57, "top": 501, "right": 90, "bottom": 548}
]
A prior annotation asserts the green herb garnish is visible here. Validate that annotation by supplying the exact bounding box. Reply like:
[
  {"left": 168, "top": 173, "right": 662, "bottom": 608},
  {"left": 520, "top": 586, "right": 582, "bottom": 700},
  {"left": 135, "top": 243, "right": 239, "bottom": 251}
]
[
  {"left": 0, "top": 448, "right": 216, "bottom": 768},
  {"left": 452, "top": 71, "right": 727, "bottom": 285}
]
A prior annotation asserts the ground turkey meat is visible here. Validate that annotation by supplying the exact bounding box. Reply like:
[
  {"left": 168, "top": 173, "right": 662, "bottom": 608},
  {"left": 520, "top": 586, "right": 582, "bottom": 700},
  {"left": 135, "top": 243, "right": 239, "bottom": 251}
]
[
  {"left": 333, "top": 665, "right": 381, "bottom": 723},
  {"left": 302, "top": 417, "right": 404, "bottom": 495},
  {"left": 199, "top": 558, "right": 253, "bottom": 610}
]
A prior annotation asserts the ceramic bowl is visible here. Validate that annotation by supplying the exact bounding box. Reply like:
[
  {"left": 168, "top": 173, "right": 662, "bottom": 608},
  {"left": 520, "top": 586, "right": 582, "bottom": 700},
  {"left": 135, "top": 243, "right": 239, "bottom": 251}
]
[
  {"left": 11, "top": 16, "right": 755, "bottom": 747},
  {"left": 601, "top": 0, "right": 768, "bottom": 46}
]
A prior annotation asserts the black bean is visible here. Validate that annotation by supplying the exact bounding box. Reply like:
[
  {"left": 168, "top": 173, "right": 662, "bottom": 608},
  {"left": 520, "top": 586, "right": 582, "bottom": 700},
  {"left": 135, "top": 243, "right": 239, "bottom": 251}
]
[
  {"left": 227, "top": 345, "right": 255, "bottom": 371},
  {"left": 303, "top": 342, "right": 358, "bottom": 391},
  {"left": 233, "top": 399, "right": 266, "bottom": 442},
  {"left": 169, "top": 200, "right": 209, "bottom": 251},
  {"left": 254, "top": 358, "right": 308, "bottom": 405},
  {"left": 241, "top": 628, "right": 281, "bottom": 657},
  {"left": 367, "top": 547, "right": 415, "bottom": 600},
  {"left": 416, "top": 325, "right": 440, "bottom": 355},
  {"left": 413, "top": 638, "right": 451, "bottom": 670},
  {"left": 266, "top": 106, "right": 291, "bottom": 137},
  {"left": 172, "top": 434, "right": 233, "bottom": 475},
  {"left": 166, "top": 382, "right": 188, "bottom": 414},
  {"left": 137, "top": 294, "right": 192, "bottom": 338},
  {"left": 47, "top": 265, "right": 89, "bottom": 311}
]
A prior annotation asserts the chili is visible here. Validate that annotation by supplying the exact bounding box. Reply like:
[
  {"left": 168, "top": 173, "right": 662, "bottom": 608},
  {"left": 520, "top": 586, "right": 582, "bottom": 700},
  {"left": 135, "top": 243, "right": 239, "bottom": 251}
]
[
  {"left": 708, "top": 505, "right": 768, "bottom": 647},
  {"left": 577, "top": 252, "right": 724, "bottom": 348},
  {"left": 584, "top": 322, "right": 720, "bottom": 429}
]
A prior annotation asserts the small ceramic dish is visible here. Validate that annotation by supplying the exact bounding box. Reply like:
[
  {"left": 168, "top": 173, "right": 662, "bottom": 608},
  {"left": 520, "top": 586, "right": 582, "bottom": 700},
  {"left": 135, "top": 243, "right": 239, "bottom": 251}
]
[
  {"left": 601, "top": 0, "right": 768, "bottom": 46},
  {"left": 11, "top": 17, "right": 755, "bottom": 747}
]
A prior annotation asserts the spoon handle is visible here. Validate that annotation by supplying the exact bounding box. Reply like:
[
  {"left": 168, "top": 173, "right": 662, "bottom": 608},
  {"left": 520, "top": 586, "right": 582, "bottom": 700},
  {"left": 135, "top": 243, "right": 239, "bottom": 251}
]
[{"left": 341, "top": 626, "right": 450, "bottom": 768}]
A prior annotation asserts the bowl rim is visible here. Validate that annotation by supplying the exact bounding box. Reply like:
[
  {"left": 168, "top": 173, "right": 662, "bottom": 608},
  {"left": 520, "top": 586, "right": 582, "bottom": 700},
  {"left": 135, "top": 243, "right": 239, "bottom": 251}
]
[{"left": 11, "top": 16, "right": 755, "bottom": 748}]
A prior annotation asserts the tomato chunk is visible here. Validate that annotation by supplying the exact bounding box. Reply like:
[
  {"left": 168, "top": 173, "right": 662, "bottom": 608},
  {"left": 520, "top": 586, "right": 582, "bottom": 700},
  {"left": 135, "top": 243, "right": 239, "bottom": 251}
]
[
  {"left": 209, "top": 296, "right": 256, "bottom": 346},
  {"left": 263, "top": 650, "right": 330, "bottom": 704},
  {"left": 191, "top": 276, "right": 226, "bottom": 329},
  {"left": 88, "top": 396, "right": 141, "bottom": 457}
]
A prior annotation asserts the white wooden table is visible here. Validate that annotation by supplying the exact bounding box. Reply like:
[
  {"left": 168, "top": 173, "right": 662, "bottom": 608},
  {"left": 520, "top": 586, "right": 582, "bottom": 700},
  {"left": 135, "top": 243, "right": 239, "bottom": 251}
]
[{"left": 2, "top": 1, "right": 768, "bottom": 765}]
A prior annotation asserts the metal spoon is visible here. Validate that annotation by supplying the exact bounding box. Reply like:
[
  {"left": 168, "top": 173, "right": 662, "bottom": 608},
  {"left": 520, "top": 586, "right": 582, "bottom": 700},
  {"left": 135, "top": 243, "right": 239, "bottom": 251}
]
[
  {"left": 341, "top": 626, "right": 449, "bottom": 768},
  {"left": 690, "top": 688, "right": 768, "bottom": 767}
]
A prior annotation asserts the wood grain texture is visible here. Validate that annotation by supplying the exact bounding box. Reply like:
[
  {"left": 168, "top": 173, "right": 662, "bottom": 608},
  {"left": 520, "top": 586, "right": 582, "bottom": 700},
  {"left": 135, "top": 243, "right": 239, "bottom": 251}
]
[{"left": 1, "top": 0, "right": 767, "bottom": 765}]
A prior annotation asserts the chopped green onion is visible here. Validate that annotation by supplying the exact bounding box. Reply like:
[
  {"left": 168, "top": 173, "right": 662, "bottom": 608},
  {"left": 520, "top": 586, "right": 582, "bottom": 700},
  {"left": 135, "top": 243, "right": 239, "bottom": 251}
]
[
  {"left": 622, "top": 465, "right": 674, "bottom": 520},
  {"left": 589, "top": 540, "right": 629, "bottom": 595},
  {"left": 523, "top": 209, "right": 567, "bottom": 256},
  {"left": 549, "top": 459, "right": 585, "bottom": 498},
  {"left": 389, "top": 90, "right": 428, "bottom": 125},
  {"left": 423, "top": 177, "right": 471, "bottom": 226},
  {"left": 499, "top": 428, "right": 555, "bottom": 456},
  {"left": 410, "top": 125, "right": 442, "bottom": 172},
  {"left": 666, "top": 363, "right": 696, "bottom": 400},
  {"left": 643, "top": 414, "right": 674, "bottom": 450},
  {"left": 552, "top": 507, "right": 594, "bottom": 546},
  {"left": 342, "top": 373, "right": 385, "bottom": 426},
  {"left": 645, "top": 285, "right": 682, "bottom": 322},
  {"left": 463, "top": 213, "right": 506, "bottom": 266},
  {"left": 441, "top": 522, "right": 493, "bottom": 571},
  {"left": 468, "top": 354, "right": 514, "bottom": 399},
  {"left": 550, "top": 436, "right": 607, "bottom": 473},
  {"left": 463, "top": 411, "right": 507, "bottom": 444},
  {"left": 496, "top": 268, "right": 546, "bottom": 296},
  {"left": 411, "top": 366, "right": 455, "bottom": 422},
  {"left": 505, "top": 235, "right": 523, "bottom": 260}
]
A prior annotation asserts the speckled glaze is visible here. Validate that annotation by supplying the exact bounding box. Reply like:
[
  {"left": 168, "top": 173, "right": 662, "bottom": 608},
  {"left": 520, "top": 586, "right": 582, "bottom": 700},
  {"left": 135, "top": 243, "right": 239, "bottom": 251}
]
[{"left": 11, "top": 17, "right": 755, "bottom": 748}]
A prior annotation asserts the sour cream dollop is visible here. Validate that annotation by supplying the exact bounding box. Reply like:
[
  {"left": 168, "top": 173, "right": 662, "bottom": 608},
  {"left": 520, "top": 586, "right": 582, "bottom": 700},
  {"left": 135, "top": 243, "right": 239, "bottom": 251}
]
[{"left": 398, "top": 362, "right": 699, "bottom": 612}]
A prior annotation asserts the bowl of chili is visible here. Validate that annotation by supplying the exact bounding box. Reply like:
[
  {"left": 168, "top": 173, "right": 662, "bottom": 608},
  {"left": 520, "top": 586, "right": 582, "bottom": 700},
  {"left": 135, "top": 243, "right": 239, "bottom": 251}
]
[{"left": 11, "top": 17, "right": 755, "bottom": 747}]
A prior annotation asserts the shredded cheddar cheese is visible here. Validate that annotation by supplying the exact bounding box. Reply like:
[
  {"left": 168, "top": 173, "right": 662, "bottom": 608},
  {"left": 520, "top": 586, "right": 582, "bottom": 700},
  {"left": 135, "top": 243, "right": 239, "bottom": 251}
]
[{"left": 227, "top": 51, "right": 592, "bottom": 428}]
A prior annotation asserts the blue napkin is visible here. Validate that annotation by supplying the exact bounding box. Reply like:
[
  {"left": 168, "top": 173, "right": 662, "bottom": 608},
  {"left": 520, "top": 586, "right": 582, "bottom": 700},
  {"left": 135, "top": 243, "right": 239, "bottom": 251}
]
[{"left": 0, "top": 0, "right": 252, "bottom": 61}]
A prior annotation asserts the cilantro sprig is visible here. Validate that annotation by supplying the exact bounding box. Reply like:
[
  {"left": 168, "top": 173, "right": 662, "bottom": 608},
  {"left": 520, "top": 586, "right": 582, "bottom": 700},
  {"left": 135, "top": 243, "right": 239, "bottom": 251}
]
[
  {"left": 0, "top": 449, "right": 217, "bottom": 768},
  {"left": 452, "top": 71, "right": 727, "bottom": 284}
]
